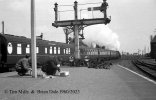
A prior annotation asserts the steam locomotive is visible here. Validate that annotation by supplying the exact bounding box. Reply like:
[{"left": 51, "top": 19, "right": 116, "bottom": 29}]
[{"left": 0, "top": 33, "right": 120, "bottom": 72}]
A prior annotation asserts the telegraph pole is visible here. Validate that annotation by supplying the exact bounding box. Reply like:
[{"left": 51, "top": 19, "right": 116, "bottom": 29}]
[{"left": 31, "top": 0, "right": 37, "bottom": 78}]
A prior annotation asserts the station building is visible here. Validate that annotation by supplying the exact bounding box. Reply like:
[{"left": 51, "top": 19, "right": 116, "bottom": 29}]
[{"left": 150, "top": 35, "right": 156, "bottom": 59}]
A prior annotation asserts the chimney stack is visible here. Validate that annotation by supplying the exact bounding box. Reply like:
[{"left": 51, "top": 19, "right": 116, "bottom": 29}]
[{"left": 2, "top": 21, "right": 4, "bottom": 34}]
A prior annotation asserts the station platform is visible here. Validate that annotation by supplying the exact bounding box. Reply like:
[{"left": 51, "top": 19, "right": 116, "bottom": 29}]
[{"left": 0, "top": 64, "right": 156, "bottom": 100}]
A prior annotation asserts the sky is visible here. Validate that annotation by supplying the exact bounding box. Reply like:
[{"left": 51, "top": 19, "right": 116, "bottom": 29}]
[{"left": 0, "top": 0, "right": 156, "bottom": 54}]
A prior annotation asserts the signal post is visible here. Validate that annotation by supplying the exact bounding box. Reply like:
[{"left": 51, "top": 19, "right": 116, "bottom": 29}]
[{"left": 52, "top": 0, "right": 111, "bottom": 59}]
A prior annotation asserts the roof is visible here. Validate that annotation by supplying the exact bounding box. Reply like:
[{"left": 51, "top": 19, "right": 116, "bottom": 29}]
[
  {"left": 2, "top": 34, "right": 74, "bottom": 47},
  {"left": 151, "top": 35, "right": 156, "bottom": 43},
  {"left": 3, "top": 34, "right": 30, "bottom": 43}
]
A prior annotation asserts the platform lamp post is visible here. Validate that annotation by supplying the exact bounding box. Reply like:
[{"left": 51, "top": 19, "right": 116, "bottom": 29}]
[
  {"left": 74, "top": 1, "right": 80, "bottom": 59},
  {"left": 31, "top": 0, "right": 37, "bottom": 78}
]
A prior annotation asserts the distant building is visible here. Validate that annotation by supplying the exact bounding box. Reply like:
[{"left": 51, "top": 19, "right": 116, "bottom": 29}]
[{"left": 150, "top": 35, "right": 156, "bottom": 59}]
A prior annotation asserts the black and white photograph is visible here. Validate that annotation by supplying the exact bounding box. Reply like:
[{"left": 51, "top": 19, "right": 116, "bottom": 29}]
[{"left": 0, "top": 0, "right": 156, "bottom": 100}]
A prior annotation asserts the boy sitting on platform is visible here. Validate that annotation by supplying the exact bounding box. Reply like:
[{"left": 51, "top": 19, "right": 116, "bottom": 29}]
[{"left": 41, "top": 56, "right": 61, "bottom": 78}]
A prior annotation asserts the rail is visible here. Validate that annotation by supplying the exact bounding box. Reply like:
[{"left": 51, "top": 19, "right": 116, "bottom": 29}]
[{"left": 132, "top": 60, "right": 156, "bottom": 80}]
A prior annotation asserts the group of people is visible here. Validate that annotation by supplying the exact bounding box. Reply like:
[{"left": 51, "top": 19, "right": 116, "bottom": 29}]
[{"left": 15, "top": 55, "right": 61, "bottom": 78}]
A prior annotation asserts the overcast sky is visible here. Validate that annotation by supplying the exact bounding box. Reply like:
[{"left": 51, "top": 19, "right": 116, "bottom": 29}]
[{"left": 0, "top": 0, "right": 156, "bottom": 53}]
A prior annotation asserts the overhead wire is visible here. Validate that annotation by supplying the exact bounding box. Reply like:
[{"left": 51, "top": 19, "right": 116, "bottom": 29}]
[
  {"left": 78, "top": 2, "right": 102, "bottom": 6},
  {"left": 58, "top": 2, "right": 102, "bottom": 7},
  {"left": 58, "top": 10, "right": 74, "bottom": 12},
  {"left": 58, "top": 4, "right": 73, "bottom": 7}
]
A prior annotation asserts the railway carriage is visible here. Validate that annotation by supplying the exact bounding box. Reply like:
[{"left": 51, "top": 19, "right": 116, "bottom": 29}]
[
  {"left": 0, "top": 33, "right": 121, "bottom": 72},
  {"left": 0, "top": 34, "right": 74, "bottom": 69}
]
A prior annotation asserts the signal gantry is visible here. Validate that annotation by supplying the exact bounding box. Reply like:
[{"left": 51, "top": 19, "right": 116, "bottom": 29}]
[{"left": 52, "top": 0, "right": 111, "bottom": 59}]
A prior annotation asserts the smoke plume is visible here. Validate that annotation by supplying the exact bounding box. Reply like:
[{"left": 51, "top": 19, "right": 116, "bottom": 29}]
[{"left": 83, "top": 24, "right": 120, "bottom": 50}]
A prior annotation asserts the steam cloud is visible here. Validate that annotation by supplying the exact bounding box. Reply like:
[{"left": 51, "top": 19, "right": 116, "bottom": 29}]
[{"left": 83, "top": 24, "right": 120, "bottom": 50}]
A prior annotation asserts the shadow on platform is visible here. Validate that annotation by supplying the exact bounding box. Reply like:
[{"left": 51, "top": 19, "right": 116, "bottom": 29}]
[
  {"left": 2, "top": 74, "right": 68, "bottom": 79},
  {"left": 0, "top": 73, "right": 42, "bottom": 79},
  {"left": 7, "top": 74, "right": 33, "bottom": 78}
]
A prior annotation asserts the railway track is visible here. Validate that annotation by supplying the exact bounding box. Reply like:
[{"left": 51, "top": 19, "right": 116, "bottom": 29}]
[{"left": 132, "top": 60, "right": 156, "bottom": 80}]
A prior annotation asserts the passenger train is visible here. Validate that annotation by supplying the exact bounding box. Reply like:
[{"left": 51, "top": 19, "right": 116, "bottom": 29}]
[{"left": 0, "top": 33, "right": 121, "bottom": 72}]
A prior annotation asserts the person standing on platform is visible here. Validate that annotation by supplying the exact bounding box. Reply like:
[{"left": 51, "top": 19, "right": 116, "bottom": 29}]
[{"left": 15, "top": 55, "right": 32, "bottom": 76}]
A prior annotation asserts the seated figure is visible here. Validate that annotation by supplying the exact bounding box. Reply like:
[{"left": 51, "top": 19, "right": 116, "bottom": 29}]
[
  {"left": 15, "top": 55, "right": 32, "bottom": 76},
  {"left": 41, "top": 56, "right": 61, "bottom": 76}
]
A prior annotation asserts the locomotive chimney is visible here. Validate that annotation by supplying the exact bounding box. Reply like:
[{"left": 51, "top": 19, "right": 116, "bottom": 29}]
[{"left": 2, "top": 21, "right": 4, "bottom": 34}]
